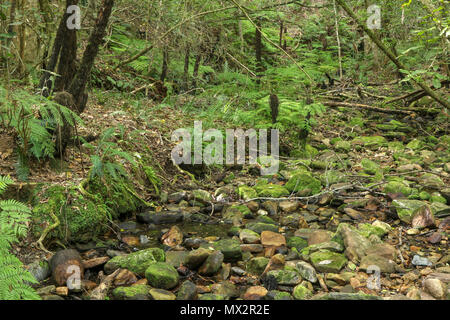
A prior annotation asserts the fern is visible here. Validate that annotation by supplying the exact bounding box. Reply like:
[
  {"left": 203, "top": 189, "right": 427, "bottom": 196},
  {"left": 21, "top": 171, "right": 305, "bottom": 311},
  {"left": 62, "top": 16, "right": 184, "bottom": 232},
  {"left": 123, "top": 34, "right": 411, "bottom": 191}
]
[
  {"left": 0, "top": 84, "right": 84, "bottom": 167},
  {"left": 0, "top": 175, "right": 40, "bottom": 300},
  {"left": 85, "top": 126, "right": 136, "bottom": 180}
]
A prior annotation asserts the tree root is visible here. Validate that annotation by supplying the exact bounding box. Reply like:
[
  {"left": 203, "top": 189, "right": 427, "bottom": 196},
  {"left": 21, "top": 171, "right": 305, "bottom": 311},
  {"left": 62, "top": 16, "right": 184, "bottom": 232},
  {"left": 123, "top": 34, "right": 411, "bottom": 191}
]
[{"left": 35, "top": 208, "right": 60, "bottom": 254}]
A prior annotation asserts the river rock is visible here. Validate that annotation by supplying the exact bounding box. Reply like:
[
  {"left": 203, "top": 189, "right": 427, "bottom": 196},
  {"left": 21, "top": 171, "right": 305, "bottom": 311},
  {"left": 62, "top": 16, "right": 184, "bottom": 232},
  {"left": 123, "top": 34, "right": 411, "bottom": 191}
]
[
  {"left": 411, "top": 204, "right": 435, "bottom": 229},
  {"left": 266, "top": 269, "right": 301, "bottom": 286},
  {"left": 307, "top": 230, "right": 333, "bottom": 246},
  {"left": 145, "top": 262, "right": 179, "bottom": 290},
  {"left": 293, "top": 285, "right": 313, "bottom": 300},
  {"left": 310, "top": 250, "right": 347, "bottom": 273},
  {"left": 198, "top": 251, "right": 224, "bottom": 276},
  {"left": 104, "top": 247, "right": 165, "bottom": 276},
  {"left": 366, "top": 243, "right": 397, "bottom": 260},
  {"left": 239, "top": 229, "right": 261, "bottom": 244},
  {"left": 27, "top": 260, "right": 51, "bottom": 283},
  {"left": 161, "top": 225, "right": 184, "bottom": 247},
  {"left": 112, "top": 284, "right": 151, "bottom": 300},
  {"left": 337, "top": 223, "right": 372, "bottom": 262},
  {"left": 423, "top": 278, "right": 446, "bottom": 299},
  {"left": 360, "top": 254, "right": 396, "bottom": 273},
  {"left": 212, "top": 239, "right": 242, "bottom": 262},
  {"left": 184, "top": 248, "right": 212, "bottom": 269},
  {"left": 176, "top": 280, "right": 198, "bottom": 300},
  {"left": 418, "top": 173, "right": 444, "bottom": 190},
  {"left": 243, "top": 286, "right": 268, "bottom": 300},
  {"left": 240, "top": 244, "right": 264, "bottom": 253},
  {"left": 137, "top": 210, "right": 183, "bottom": 225},
  {"left": 279, "top": 201, "right": 299, "bottom": 213},
  {"left": 245, "top": 222, "right": 278, "bottom": 234},
  {"left": 149, "top": 288, "right": 176, "bottom": 300},
  {"left": 262, "top": 201, "right": 278, "bottom": 216},
  {"left": 286, "top": 260, "right": 317, "bottom": 283},
  {"left": 412, "top": 255, "right": 433, "bottom": 267},
  {"left": 246, "top": 257, "right": 269, "bottom": 276},
  {"left": 211, "top": 281, "right": 239, "bottom": 299},
  {"left": 261, "top": 231, "right": 286, "bottom": 247},
  {"left": 312, "top": 292, "right": 383, "bottom": 300}
]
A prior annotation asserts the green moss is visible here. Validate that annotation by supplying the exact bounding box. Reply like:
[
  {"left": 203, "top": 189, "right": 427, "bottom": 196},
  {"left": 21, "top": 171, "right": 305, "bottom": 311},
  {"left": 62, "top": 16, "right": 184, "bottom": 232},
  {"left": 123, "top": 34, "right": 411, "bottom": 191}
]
[
  {"left": 112, "top": 284, "right": 150, "bottom": 300},
  {"left": 32, "top": 185, "right": 110, "bottom": 243},
  {"left": 285, "top": 173, "right": 322, "bottom": 195},
  {"left": 246, "top": 257, "right": 269, "bottom": 275},
  {"left": 287, "top": 237, "right": 308, "bottom": 251},
  {"left": 293, "top": 285, "right": 312, "bottom": 300},
  {"left": 105, "top": 248, "right": 165, "bottom": 276},
  {"left": 384, "top": 180, "right": 413, "bottom": 196},
  {"left": 357, "top": 223, "right": 387, "bottom": 238},
  {"left": 87, "top": 176, "right": 142, "bottom": 216},
  {"left": 254, "top": 184, "right": 290, "bottom": 197},
  {"left": 145, "top": 262, "right": 179, "bottom": 290},
  {"left": 310, "top": 250, "right": 347, "bottom": 273},
  {"left": 237, "top": 185, "right": 257, "bottom": 200}
]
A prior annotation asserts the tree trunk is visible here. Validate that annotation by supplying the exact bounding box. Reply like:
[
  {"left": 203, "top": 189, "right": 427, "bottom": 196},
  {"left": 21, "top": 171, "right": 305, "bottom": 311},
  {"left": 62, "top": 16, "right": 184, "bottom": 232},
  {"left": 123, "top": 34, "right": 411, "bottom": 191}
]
[
  {"left": 255, "top": 18, "right": 263, "bottom": 84},
  {"left": 279, "top": 21, "right": 283, "bottom": 47},
  {"left": 160, "top": 49, "right": 169, "bottom": 82},
  {"left": 68, "top": 0, "right": 115, "bottom": 114},
  {"left": 39, "top": 0, "right": 80, "bottom": 96},
  {"left": 183, "top": 45, "right": 190, "bottom": 91},
  {"left": 192, "top": 54, "right": 201, "bottom": 88}
]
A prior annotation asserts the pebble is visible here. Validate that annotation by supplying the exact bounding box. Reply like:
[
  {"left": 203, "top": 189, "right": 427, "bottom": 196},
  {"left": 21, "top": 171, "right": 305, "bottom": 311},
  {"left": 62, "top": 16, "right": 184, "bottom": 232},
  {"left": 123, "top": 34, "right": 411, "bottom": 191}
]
[
  {"left": 412, "top": 255, "right": 433, "bottom": 267},
  {"left": 423, "top": 279, "right": 446, "bottom": 299}
]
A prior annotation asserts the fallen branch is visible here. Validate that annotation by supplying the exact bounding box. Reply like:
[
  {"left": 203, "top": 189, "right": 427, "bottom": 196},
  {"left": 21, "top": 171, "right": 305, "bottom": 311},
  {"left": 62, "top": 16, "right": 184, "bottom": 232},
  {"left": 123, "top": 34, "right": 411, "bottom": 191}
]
[
  {"left": 89, "top": 268, "right": 120, "bottom": 300},
  {"left": 323, "top": 101, "right": 414, "bottom": 115}
]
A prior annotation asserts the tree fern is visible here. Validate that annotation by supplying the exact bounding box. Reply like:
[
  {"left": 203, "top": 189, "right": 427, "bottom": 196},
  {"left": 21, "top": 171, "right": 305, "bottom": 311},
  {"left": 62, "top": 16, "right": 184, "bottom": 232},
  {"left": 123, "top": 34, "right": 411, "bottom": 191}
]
[{"left": 0, "top": 175, "right": 40, "bottom": 300}]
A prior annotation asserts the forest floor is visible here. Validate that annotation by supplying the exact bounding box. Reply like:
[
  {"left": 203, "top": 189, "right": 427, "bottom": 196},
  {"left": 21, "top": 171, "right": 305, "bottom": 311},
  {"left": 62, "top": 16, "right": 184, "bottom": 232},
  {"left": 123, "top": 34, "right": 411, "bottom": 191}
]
[{"left": 2, "top": 82, "right": 450, "bottom": 300}]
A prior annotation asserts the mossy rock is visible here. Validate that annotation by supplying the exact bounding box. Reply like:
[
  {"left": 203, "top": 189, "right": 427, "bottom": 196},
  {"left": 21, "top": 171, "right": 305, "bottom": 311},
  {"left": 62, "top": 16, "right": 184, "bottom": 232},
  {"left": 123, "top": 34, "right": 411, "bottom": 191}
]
[
  {"left": 88, "top": 176, "right": 142, "bottom": 216},
  {"left": 32, "top": 185, "right": 110, "bottom": 243},
  {"left": 191, "top": 189, "right": 213, "bottom": 203},
  {"left": 392, "top": 199, "right": 428, "bottom": 223},
  {"left": 237, "top": 185, "right": 257, "bottom": 200},
  {"left": 145, "top": 262, "right": 179, "bottom": 290},
  {"left": 361, "top": 158, "right": 380, "bottom": 175},
  {"left": 357, "top": 223, "right": 387, "bottom": 238},
  {"left": 312, "top": 292, "right": 383, "bottom": 300},
  {"left": 352, "top": 136, "right": 387, "bottom": 149},
  {"left": 384, "top": 180, "right": 413, "bottom": 196},
  {"left": 149, "top": 288, "right": 176, "bottom": 300},
  {"left": 254, "top": 184, "right": 290, "bottom": 198},
  {"left": 310, "top": 250, "right": 347, "bottom": 273},
  {"left": 387, "top": 141, "right": 405, "bottom": 152},
  {"left": 266, "top": 269, "right": 301, "bottom": 286},
  {"left": 430, "top": 193, "right": 447, "bottom": 204},
  {"left": 223, "top": 173, "right": 235, "bottom": 184},
  {"left": 285, "top": 173, "right": 322, "bottom": 195},
  {"left": 320, "top": 170, "right": 347, "bottom": 185},
  {"left": 293, "top": 285, "right": 313, "bottom": 300},
  {"left": 246, "top": 257, "right": 269, "bottom": 276},
  {"left": 212, "top": 239, "right": 242, "bottom": 262},
  {"left": 406, "top": 139, "right": 423, "bottom": 150},
  {"left": 245, "top": 222, "right": 278, "bottom": 234},
  {"left": 112, "top": 284, "right": 151, "bottom": 300},
  {"left": 334, "top": 140, "right": 351, "bottom": 152},
  {"left": 198, "top": 294, "right": 228, "bottom": 300},
  {"left": 291, "top": 145, "right": 319, "bottom": 159},
  {"left": 104, "top": 248, "right": 165, "bottom": 276},
  {"left": 286, "top": 237, "right": 308, "bottom": 251}
]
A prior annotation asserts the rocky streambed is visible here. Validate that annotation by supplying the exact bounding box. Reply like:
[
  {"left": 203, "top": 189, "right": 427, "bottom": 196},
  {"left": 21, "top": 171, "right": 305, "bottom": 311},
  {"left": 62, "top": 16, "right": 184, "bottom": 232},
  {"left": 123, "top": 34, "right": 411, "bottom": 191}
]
[{"left": 26, "top": 134, "right": 450, "bottom": 301}]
